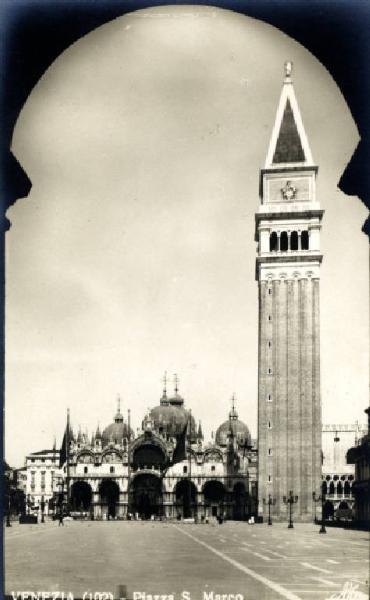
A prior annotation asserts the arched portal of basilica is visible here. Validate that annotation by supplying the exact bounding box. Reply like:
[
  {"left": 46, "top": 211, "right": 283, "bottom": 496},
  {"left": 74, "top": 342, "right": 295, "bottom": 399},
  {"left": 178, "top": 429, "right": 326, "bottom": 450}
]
[
  {"left": 175, "top": 479, "right": 197, "bottom": 519},
  {"left": 203, "top": 480, "right": 226, "bottom": 518},
  {"left": 70, "top": 481, "right": 92, "bottom": 512},
  {"left": 130, "top": 473, "right": 163, "bottom": 519},
  {"left": 99, "top": 479, "right": 120, "bottom": 519}
]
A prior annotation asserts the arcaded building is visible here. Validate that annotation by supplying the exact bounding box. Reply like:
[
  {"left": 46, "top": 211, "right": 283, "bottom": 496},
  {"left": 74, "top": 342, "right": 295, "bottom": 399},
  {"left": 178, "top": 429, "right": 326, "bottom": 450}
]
[{"left": 59, "top": 385, "right": 257, "bottom": 520}]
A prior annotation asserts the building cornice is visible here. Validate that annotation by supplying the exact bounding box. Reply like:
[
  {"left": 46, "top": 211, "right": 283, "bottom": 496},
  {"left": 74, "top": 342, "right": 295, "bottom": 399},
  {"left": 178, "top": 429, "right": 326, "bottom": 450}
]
[
  {"left": 256, "top": 253, "right": 323, "bottom": 265},
  {"left": 256, "top": 209, "right": 324, "bottom": 223}
]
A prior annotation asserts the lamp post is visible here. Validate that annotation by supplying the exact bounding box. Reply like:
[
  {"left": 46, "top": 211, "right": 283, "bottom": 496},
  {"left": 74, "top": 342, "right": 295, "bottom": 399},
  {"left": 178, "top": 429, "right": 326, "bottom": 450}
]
[
  {"left": 26, "top": 494, "right": 31, "bottom": 515},
  {"left": 6, "top": 492, "right": 12, "bottom": 527},
  {"left": 312, "top": 491, "right": 319, "bottom": 523},
  {"left": 263, "top": 495, "right": 276, "bottom": 525},
  {"left": 313, "top": 482, "right": 327, "bottom": 533},
  {"left": 283, "top": 491, "right": 298, "bottom": 528},
  {"left": 40, "top": 499, "right": 45, "bottom": 523},
  {"left": 57, "top": 477, "right": 64, "bottom": 515},
  {"left": 319, "top": 480, "right": 327, "bottom": 534},
  {"left": 5, "top": 471, "right": 12, "bottom": 527}
]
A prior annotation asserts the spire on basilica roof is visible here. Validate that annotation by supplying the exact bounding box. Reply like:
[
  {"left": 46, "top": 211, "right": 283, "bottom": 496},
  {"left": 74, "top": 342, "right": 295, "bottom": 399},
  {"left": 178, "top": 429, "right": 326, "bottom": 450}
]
[
  {"left": 197, "top": 421, "right": 204, "bottom": 441},
  {"left": 265, "top": 61, "right": 314, "bottom": 169},
  {"left": 160, "top": 371, "right": 169, "bottom": 405},
  {"left": 95, "top": 424, "right": 102, "bottom": 439},
  {"left": 169, "top": 373, "right": 184, "bottom": 406},
  {"left": 114, "top": 395, "right": 124, "bottom": 423},
  {"left": 69, "top": 426, "right": 75, "bottom": 442},
  {"left": 229, "top": 394, "right": 238, "bottom": 421}
]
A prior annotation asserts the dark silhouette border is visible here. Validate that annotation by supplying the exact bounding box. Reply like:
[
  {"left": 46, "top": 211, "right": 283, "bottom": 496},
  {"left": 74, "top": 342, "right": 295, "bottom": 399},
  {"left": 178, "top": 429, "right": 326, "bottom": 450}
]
[{"left": 1, "top": 4, "right": 369, "bottom": 593}]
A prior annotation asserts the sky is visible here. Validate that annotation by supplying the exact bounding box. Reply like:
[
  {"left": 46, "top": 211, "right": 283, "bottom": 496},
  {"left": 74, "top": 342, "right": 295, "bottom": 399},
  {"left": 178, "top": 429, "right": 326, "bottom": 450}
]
[{"left": 5, "top": 6, "right": 369, "bottom": 467}]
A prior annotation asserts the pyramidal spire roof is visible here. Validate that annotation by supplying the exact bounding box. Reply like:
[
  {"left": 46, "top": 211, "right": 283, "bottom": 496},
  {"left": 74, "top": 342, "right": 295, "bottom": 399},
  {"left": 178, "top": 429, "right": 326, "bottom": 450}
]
[{"left": 265, "top": 61, "right": 314, "bottom": 168}]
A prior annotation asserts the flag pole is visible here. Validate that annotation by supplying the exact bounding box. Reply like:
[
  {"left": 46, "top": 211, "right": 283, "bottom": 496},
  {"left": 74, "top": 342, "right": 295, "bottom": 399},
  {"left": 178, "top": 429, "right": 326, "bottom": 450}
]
[
  {"left": 127, "top": 408, "right": 131, "bottom": 518},
  {"left": 66, "top": 408, "right": 70, "bottom": 509},
  {"left": 188, "top": 409, "right": 192, "bottom": 518}
]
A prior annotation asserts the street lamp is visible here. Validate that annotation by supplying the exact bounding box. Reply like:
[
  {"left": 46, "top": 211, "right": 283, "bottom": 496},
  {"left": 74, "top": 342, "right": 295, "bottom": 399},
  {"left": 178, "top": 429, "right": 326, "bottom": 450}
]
[
  {"left": 263, "top": 495, "right": 276, "bottom": 525},
  {"left": 6, "top": 492, "right": 12, "bottom": 527},
  {"left": 40, "top": 499, "right": 45, "bottom": 523},
  {"left": 313, "top": 481, "right": 327, "bottom": 534},
  {"left": 5, "top": 471, "right": 12, "bottom": 527},
  {"left": 57, "top": 477, "right": 64, "bottom": 515},
  {"left": 312, "top": 491, "right": 319, "bottom": 523},
  {"left": 283, "top": 491, "right": 298, "bottom": 528}
]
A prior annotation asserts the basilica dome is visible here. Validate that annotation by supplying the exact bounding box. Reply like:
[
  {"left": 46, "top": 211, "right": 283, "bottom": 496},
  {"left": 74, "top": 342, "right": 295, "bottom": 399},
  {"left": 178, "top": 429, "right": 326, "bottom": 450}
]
[
  {"left": 101, "top": 407, "right": 133, "bottom": 446},
  {"left": 149, "top": 391, "right": 197, "bottom": 438},
  {"left": 215, "top": 400, "right": 251, "bottom": 448}
]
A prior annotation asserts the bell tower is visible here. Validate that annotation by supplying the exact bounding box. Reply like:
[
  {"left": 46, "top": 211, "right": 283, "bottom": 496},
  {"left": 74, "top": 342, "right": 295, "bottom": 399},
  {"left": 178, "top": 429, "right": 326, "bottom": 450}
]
[{"left": 256, "top": 63, "right": 324, "bottom": 521}]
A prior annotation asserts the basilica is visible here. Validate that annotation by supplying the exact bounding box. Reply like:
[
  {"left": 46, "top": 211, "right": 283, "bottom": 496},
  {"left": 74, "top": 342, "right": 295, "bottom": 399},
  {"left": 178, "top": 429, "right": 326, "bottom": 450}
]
[{"left": 60, "top": 381, "right": 257, "bottom": 521}]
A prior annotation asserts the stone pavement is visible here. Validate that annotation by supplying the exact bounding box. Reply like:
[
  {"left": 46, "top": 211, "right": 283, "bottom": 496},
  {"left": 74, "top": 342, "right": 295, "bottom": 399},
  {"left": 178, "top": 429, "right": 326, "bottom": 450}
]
[{"left": 4, "top": 520, "right": 369, "bottom": 600}]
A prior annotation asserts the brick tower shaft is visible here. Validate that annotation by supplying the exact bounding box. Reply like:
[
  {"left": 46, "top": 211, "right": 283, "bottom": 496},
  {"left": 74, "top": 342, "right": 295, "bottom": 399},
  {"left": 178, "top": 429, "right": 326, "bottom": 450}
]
[{"left": 256, "top": 63, "right": 324, "bottom": 522}]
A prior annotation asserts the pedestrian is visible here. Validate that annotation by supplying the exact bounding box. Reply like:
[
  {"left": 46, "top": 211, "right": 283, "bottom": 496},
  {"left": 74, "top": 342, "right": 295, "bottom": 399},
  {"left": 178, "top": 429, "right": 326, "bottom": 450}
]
[{"left": 58, "top": 512, "right": 64, "bottom": 526}]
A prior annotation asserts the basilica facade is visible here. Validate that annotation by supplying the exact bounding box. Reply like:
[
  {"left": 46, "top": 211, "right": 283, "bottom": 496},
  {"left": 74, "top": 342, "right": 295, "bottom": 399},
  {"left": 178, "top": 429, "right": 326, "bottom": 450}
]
[{"left": 61, "top": 385, "right": 257, "bottom": 521}]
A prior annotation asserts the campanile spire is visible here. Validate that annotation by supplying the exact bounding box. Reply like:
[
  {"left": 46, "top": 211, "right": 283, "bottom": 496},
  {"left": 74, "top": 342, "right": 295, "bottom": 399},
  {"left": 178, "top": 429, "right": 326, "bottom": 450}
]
[
  {"left": 265, "top": 61, "right": 313, "bottom": 169},
  {"left": 256, "top": 64, "right": 324, "bottom": 522}
]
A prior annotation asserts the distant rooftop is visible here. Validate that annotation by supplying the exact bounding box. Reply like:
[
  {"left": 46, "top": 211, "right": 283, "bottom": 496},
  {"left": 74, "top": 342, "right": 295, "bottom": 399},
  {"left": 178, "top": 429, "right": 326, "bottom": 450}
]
[{"left": 27, "top": 449, "right": 60, "bottom": 456}]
